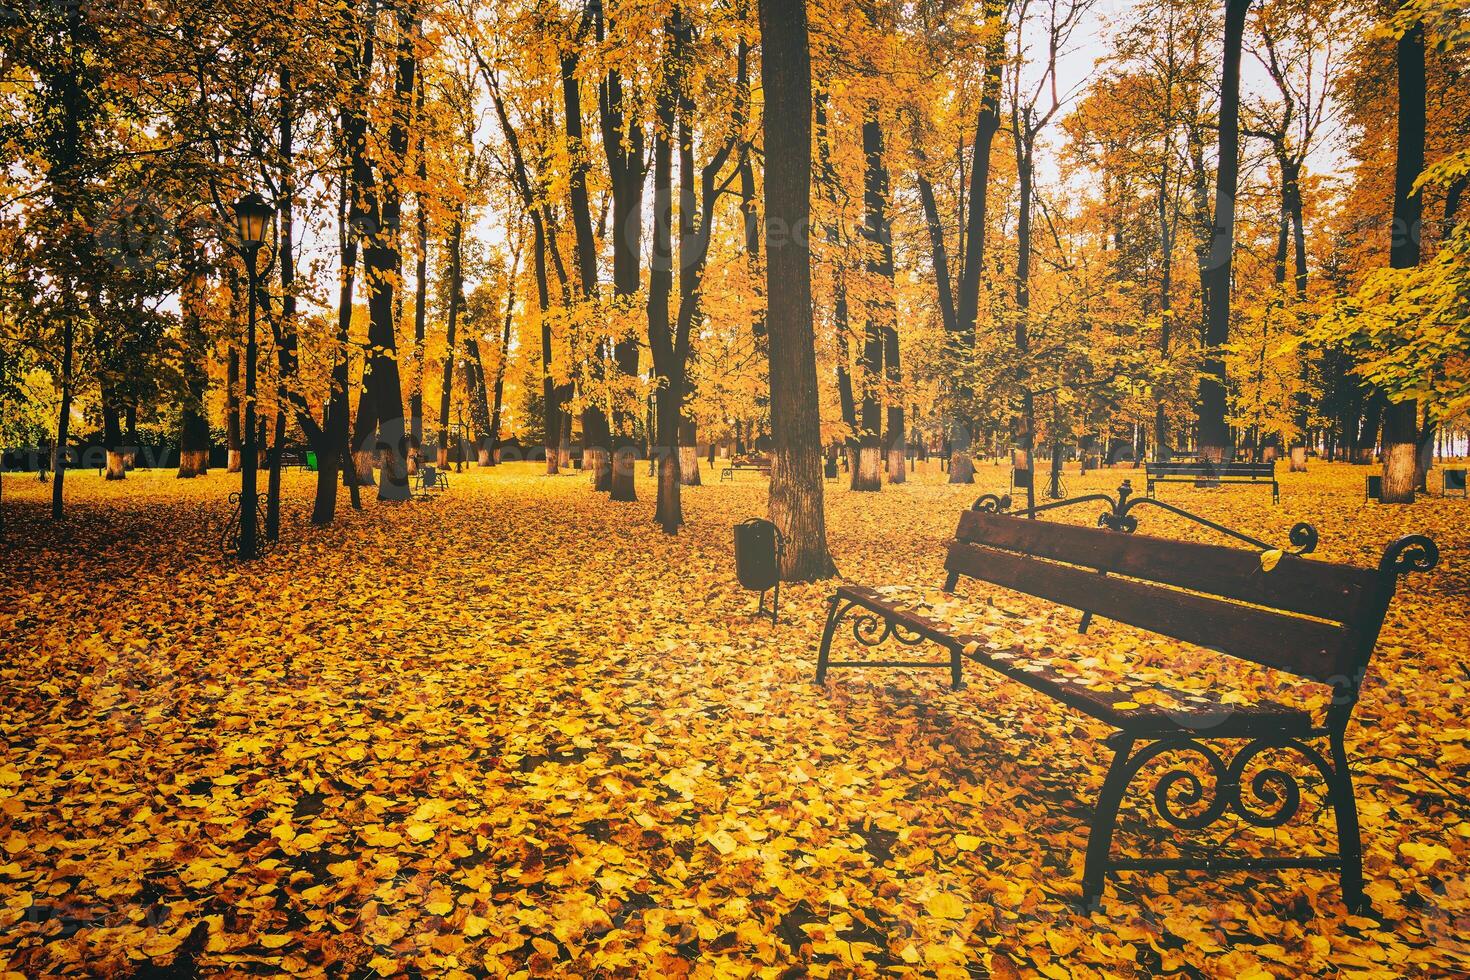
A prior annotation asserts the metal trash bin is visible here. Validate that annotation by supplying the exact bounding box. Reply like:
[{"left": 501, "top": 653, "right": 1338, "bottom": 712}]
[
  {"left": 1445, "top": 468, "right": 1467, "bottom": 498},
  {"left": 734, "top": 518, "right": 784, "bottom": 623}
]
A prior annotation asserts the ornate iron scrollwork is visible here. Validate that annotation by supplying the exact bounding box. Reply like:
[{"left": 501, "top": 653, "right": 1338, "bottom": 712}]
[
  {"left": 999, "top": 479, "right": 1319, "bottom": 556},
  {"left": 1287, "top": 522, "right": 1318, "bottom": 555},
  {"left": 1379, "top": 534, "right": 1439, "bottom": 576},
  {"left": 1122, "top": 736, "right": 1333, "bottom": 832},
  {"left": 220, "top": 491, "right": 269, "bottom": 557},
  {"left": 850, "top": 610, "right": 927, "bottom": 647},
  {"left": 971, "top": 493, "right": 1013, "bottom": 513}
]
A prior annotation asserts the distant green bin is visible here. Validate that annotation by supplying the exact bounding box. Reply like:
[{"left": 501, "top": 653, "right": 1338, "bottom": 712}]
[{"left": 305, "top": 451, "right": 318, "bottom": 472}]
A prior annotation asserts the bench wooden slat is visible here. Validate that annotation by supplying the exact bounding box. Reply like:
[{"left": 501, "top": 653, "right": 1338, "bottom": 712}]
[
  {"left": 943, "top": 541, "right": 1354, "bottom": 679},
  {"left": 1148, "top": 462, "right": 1274, "bottom": 476},
  {"left": 955, "top": 511, "right": 1374, "bottom": 624},
  {"left": 834, "top": 585, "right": 1315, "bottom": 735}
]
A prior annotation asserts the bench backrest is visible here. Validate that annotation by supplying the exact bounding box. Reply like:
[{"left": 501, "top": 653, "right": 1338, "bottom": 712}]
[
  {"left": 945, "top": 511, "right": 1381, "bottom": 682},
  {"left": 1146, "top": 461, "right": 1275, "bottom": 478}
]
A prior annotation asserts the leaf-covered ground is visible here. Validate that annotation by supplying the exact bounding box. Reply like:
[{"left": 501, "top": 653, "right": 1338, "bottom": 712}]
[{"left": 1, "top": 461, "right": 1466, "bottom": 978}]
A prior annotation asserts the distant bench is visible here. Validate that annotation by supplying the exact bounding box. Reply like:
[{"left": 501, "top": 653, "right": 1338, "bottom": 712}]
[
  {"left": 1146, "top": 460, "right": 1278, "bottom": 503},
  {"left": 721, "top": 456, "right": 771, "bottom": 481}
]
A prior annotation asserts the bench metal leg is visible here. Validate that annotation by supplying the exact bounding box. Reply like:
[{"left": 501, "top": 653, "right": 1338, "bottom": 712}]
[
  {"left": 1079, "top": 732, "right": 1362, "bottom": 910},
  {"left": 815, "top": 597, "right": 954, "bottom": 685},
  {"left": 814, "top": 597, "right": 843, "bottom": 684},
  {"left": 1328, "top": 729, "right": 1365, "bottom": 911},
  {"left": 1082, "top": 734, "right": 1135, "bottom": 908}
]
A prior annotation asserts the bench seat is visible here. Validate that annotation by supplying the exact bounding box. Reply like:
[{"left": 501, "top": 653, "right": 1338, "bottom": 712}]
[{"left": 833, "top": 584, "right": 1315, "bottom": 737}]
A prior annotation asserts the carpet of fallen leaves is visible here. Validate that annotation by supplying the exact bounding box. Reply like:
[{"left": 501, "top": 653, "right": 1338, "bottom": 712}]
[{"left": 0, "top": 459, "right": 1466, "bottom": 978}]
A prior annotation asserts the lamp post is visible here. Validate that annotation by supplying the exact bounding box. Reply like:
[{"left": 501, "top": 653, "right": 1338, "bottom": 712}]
[{"left": 233, "top": 193, "right": 271, "bottom": 560}]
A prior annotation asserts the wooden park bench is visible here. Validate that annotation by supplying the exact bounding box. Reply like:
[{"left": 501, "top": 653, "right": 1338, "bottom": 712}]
[
  {"left": 413, "top": 464, "right": 449, "bottom": 500},
  {"left": 1145, "top": 459, "right": 1279, "bottom": 502},
  {"left": 721, "top": 454, "right": 772, "bottom": 481},
  {"left": 814, "top": 483, "right": 1436, "bottom": 909}
]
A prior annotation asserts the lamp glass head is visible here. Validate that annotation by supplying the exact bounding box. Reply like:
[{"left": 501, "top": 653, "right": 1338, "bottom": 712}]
[{"left": 232, "top": 193, "right": 271, "bottom": 249}]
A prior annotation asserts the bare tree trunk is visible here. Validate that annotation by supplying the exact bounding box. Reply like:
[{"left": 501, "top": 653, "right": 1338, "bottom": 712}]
[
  {"left": 679, "top": 417, "right": 701, "bottom": 486},
  {"left": 1280, "top": 152, "right": 1311, "bottom": 473},
  {"left": 177, "top": 239, "right": 211, "bottom": 479},
  {"left": 1154, "top": 112, "right": 1175, "bottom": 461},
  {"left": 483, "top": 245, "right": 518, "bottom": 465},
  {"left": 562, "top": 42, "right": 613, "bottom": 492},
  {"left": 1381, "top": 19, "right": 1425, "bottom": 504},
  {"left": 347, "top": 6, "right": 417, "bottom": 503},
  {"left": 1197, "top": 0, "right": 1251, "bottom": 462},
  {"left": 853, "top": 115, "right": 889, "bottom": 493},
  {"left": 1416, "top": 407, "right": 1434, "bottom": 491},
  {"left": 948, "top": 0, "right": 1006, "bottom": 484},
  {"left": 52, "top": 319, "right": 72, "bottom": 517},
  {"left": 437, "top": 217, "right": 465, "bottom": 468},
  {"left": 316, "top": 4, "right": 375, "bottom": 523},
  {"left": 815, "top": 94, "right": 859, "bottom": 467},
  {"left": 267, "top": 66, "right": 298, "bottom": 541},
  {"left": 408, "top": 73, "right": 428, "bottom": 477},
  {"left": 760, "top": 0, "right": 833, "bottom": 579},
  {"left": 102, "top": 388, "right": 126, "bottom": 480}
]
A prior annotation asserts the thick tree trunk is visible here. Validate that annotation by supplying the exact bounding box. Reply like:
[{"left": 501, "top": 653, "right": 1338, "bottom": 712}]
[
  {"left": 1197, "top": 0, "right": 1251, "bottom": 461},
  {"left": 1382, "top": 401, "right": 1417, "bottom": 501},
  {"left": 124, "top": 403, "right": 137, "bottom": 470},
  {"left": 562, "top": 45, "right": 613, "bottom": 493},
  {"left": 351, "top": 391, "right": 377, "bottom": 487},
  {"left": 102, "top": 389, "right": 125, "bottom": 480},
  {"left": 177, "top": 241, "right": 210, "bottom": 479},
  {"left": 1416, "top": 411, "right": 1434, "bottom": 491},
  {"left": 860, "top": 114, "right": 896, "bottom": 491},
  {"left": 760, "top": 0, "right": 833, "bottom": 579},
  {"left": 679, "top": 417, "right": 701, "bottom": 486},
  {"left": 647, "top": 23, "right": 677, "bottom": 520},
  {"left": 315, "top": 0, "right": 378, "bottom": 523},
  {"left": 1380, "top": 21, "right": 1425, "bottom": 504},
  {"left": 651, "top": 13, "right": 733, "bottom": 530},
  {"left": 350, "top": 5, "right": 418, "bottom": 504}
]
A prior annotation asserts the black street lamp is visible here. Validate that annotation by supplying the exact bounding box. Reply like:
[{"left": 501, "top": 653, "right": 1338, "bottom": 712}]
[{"left": 233, "top": 192, "right": 271, "bottom": 560}]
